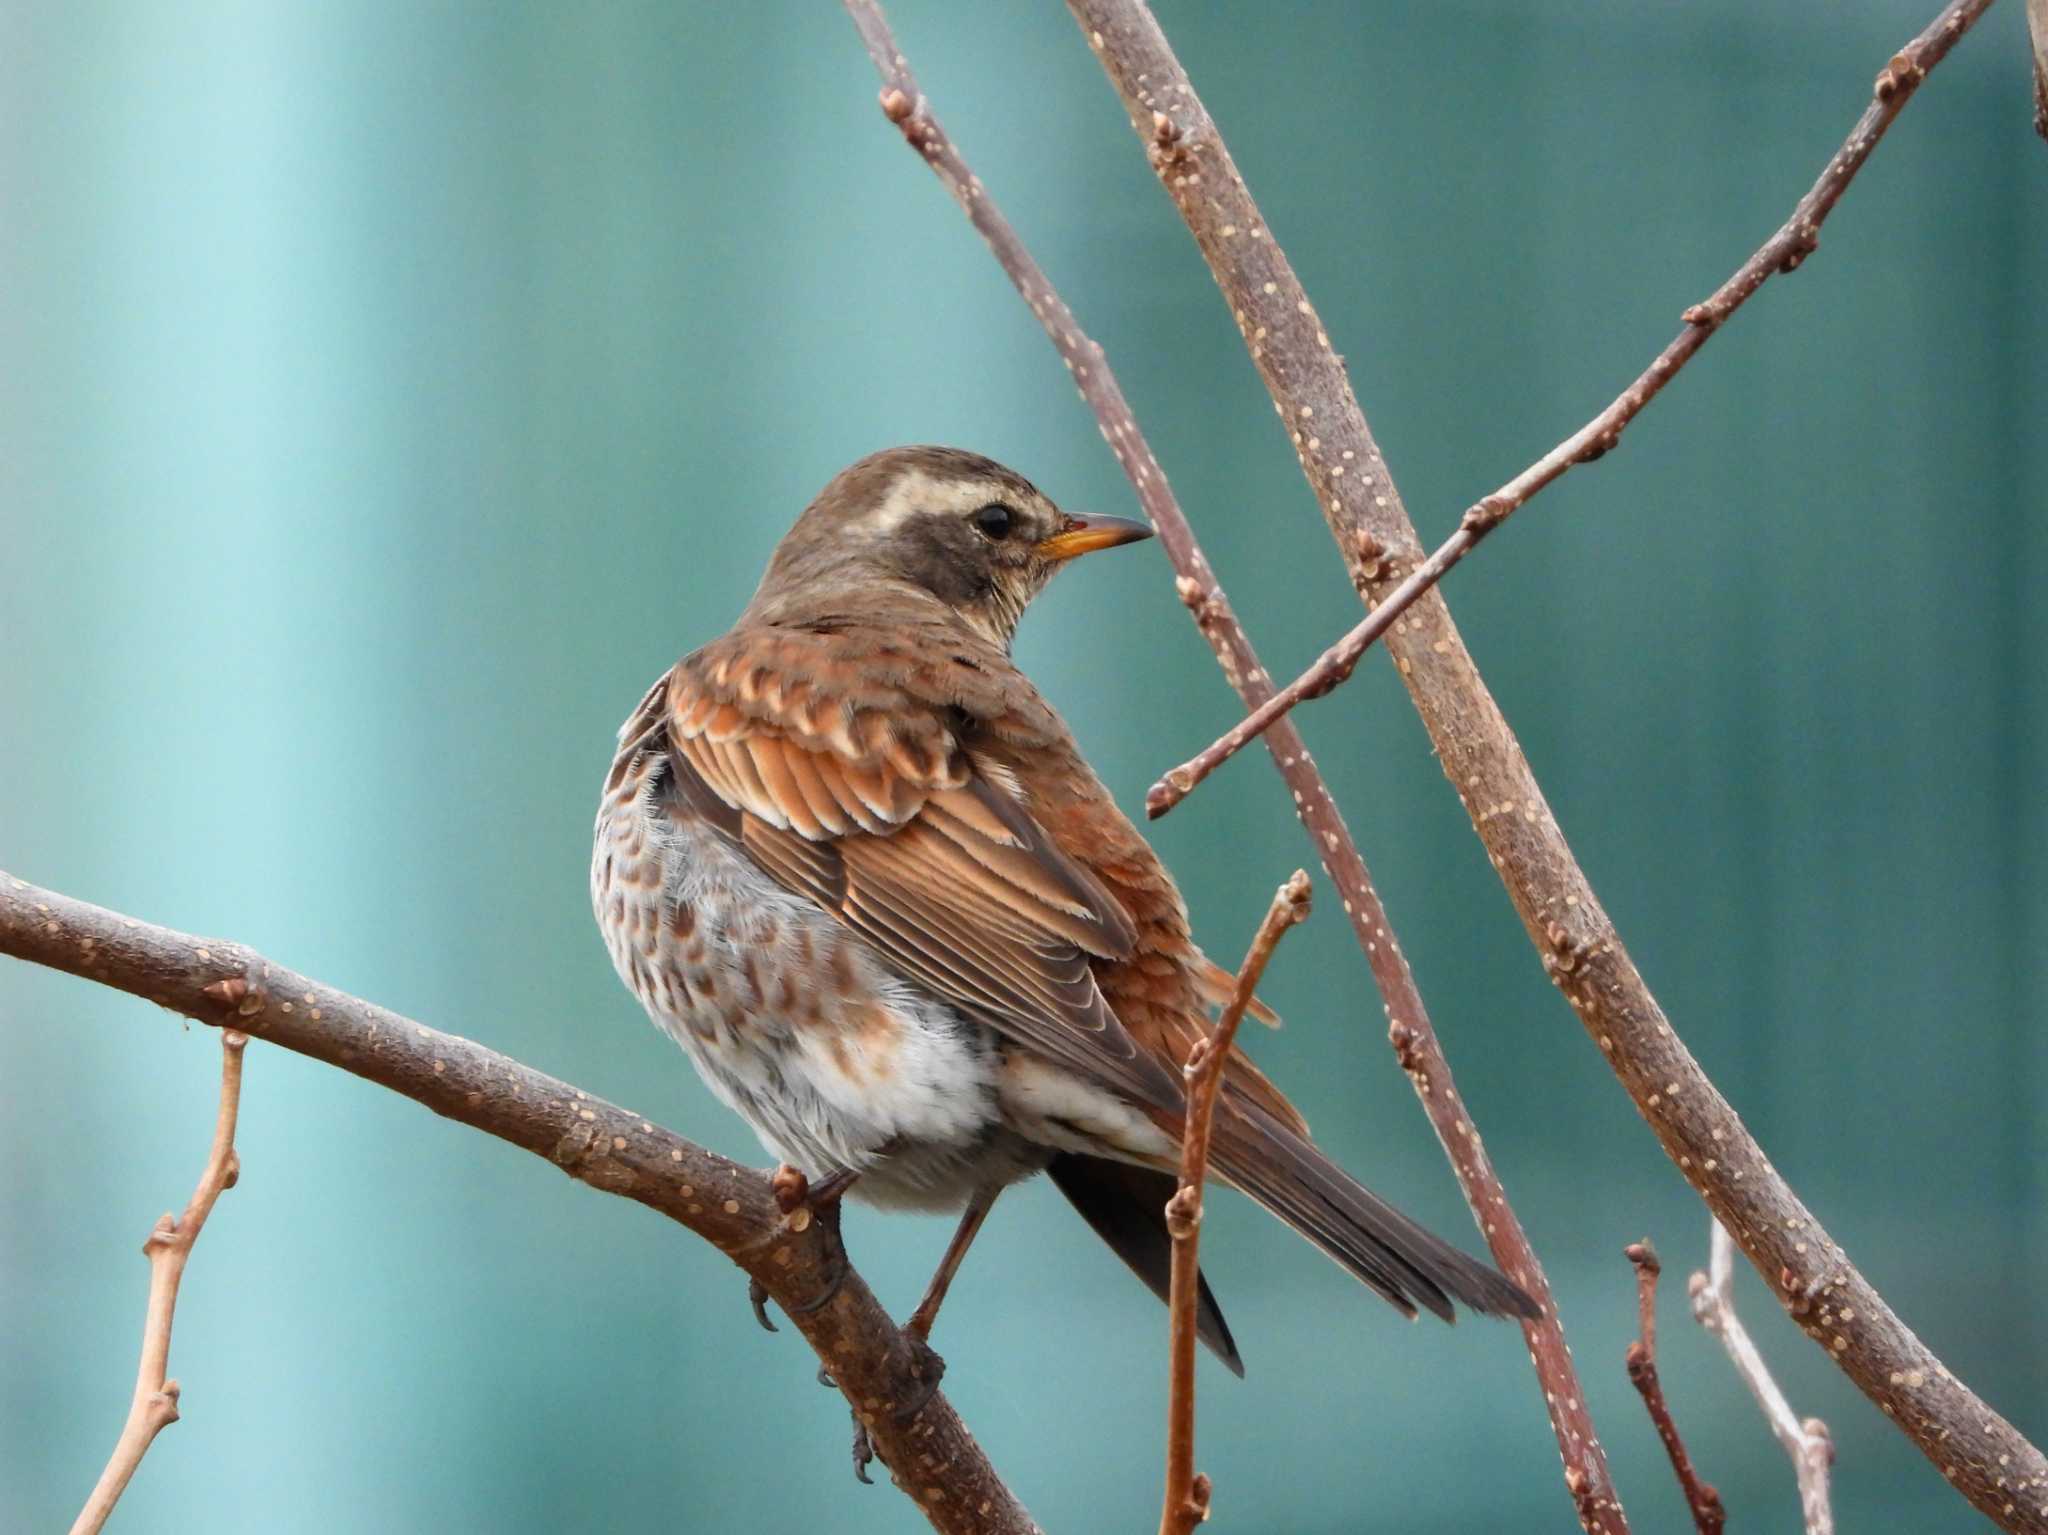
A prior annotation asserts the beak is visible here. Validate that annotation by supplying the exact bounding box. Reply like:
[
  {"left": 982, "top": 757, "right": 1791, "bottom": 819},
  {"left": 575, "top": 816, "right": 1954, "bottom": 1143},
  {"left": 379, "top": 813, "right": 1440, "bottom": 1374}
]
[{"left": 1034, "top": 513, "right": 1156, "bottom": 563}]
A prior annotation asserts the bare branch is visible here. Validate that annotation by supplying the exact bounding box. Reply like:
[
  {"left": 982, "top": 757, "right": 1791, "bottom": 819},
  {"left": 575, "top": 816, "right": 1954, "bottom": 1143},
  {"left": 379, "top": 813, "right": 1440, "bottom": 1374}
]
[
  {"left": 1069, "top": 3, "right": 2047, "bottom": 1527},
  {"left": 1624, "top": 1240, "right": 1725, "bottom": 1535},
  {"left": 0, "top": 873, "right": 1037, "bottom": 1535},
  {"left": 69, "top": 1030, "right": 247, "bottom": 1535},
  {"left": 2030, "top": 0, "right": 2048, "bottom": 141},
  {"left": 1691, "top": 1223, "right": 1836, "bottom": 1535},
  {"left": 1145, "top": 0, "right": 1999, "bottom": 817},
  {"left": 1160, "top": 872, "right": 1312, "bottom": 1535},
  {"left": 841, "top": 6, "right": 1621, "bottom": 1526}
]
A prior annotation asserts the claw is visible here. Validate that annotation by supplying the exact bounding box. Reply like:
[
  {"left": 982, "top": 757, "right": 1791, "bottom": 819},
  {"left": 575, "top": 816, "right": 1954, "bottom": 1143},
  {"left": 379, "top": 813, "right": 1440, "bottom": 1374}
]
[
  {"left": 851, "top": 1419, "right": 875, "bottom": 1484},
  {"left": 892, "top": 1332, "right": 946, "bottom": 1422},
  {"left": 747, "top": 1276, "right": 777, "bottom": 1333}
]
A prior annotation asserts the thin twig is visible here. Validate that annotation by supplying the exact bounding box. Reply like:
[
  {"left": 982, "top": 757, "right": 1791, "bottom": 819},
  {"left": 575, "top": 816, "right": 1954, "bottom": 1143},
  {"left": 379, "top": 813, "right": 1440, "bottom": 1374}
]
[
  {"left": 69, "top": 1030, "right": 247, "bottom": 1535},
  {"left": 1071, "top": 5, "right": 2047, "bottom": 1529},
  {"left": 1691, "top": 1223, "right": 1836, "bottom": 1535},
  {"left": 1160, "top": 872, "right": 1312, "bottom": 1535},
  {"left": 1624, "top": 1240, "right": 1725, "bottom": 1535},
  {"left": 2030, "top": 0, "right": 2048, "bottom": 140},
  {"left": 839, "top": 7, "right": 1619, "bottom": 1528},
  {"left": 0, "top": 873, "right": 1037, "bottom": 1535},
  {"left": 1145, "top": 0, "right": 2000, "bottom": 816}
]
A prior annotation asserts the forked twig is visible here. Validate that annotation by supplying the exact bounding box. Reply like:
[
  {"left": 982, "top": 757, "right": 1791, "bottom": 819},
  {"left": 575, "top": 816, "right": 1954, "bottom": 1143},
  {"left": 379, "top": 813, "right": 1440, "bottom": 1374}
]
[
  {"left": 2029, "top": 0, "right": 2047, "bottom": 140},
  {"left": 1074, "top": 3, "right": 2044, "bottom": 1528},
  {"left": 1691, "top": 1222, "right": 1836, "bottom": 1535},
  {"left": 1160, "top": 872, "right": 1312, "bottom": 1535},
  {"left": 1143, "top": 0, "right": 1999, "bottom": 817},
  {"left": 841, "top": 7, "right": 1620, "bottom": 1527},
  {"left": 3, "top": 874, "right": 1037, "bottom": 1535},
  {"left": 70, "top": 1030, "right": 248, "bottom": 1535},
  {"left": 1624, "top": 1240, "right": 1725, "bottom": 1535}
]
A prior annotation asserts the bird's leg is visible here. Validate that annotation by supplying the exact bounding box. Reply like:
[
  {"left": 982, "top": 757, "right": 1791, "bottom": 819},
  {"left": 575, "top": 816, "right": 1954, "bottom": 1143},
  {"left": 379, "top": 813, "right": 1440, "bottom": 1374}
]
[
  {"left": 905, "top": 1185, "right": 1001, "bottom": 1345},
  {"left": 883, "top": 1185, "right": 1001, "bottom": 1432}
]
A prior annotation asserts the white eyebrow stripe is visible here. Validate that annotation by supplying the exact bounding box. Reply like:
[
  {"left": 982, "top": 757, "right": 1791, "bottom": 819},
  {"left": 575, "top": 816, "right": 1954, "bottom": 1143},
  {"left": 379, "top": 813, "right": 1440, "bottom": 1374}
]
[{"left": 863, "top": 470, "right": 1018, "bottom": 535}]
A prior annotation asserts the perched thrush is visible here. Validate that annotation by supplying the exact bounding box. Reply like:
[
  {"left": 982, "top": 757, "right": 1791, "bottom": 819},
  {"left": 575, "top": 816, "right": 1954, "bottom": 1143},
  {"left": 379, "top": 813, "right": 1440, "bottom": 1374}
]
[{"left": 593, "top": 446, "right": 1534, "bottom": 1379}]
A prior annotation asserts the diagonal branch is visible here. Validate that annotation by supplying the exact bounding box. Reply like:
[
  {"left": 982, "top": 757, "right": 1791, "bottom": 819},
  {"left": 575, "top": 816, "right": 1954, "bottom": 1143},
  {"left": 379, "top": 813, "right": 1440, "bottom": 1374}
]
[
  {"left": 1067, "top": 3, "right": 2047, "bottom": 1530},
  {"left": 1160, "top": 871, "right": 1312, "bottom": 1535},
  {"left": 1692, "top": 1222, "right": 1836, "bottom": 1535},
  {"left": 1624, "top": 1240, "right": 1724, "bottom": 1535},
  {"left": 1144, "top": 0, "right": 1999, "bottom": 815},
  {"left": 70, "top": 1029, "right": 247, "bottom": 1535},
  {"left": 840, "top": 5, "right": 1626, "bottom": 1528},
  {"left": 0, "top": 872, "right": 1037, "bottom": 1535},
  {"left": 2030, "top": 0, "right": 2048, "bottom": 141}
]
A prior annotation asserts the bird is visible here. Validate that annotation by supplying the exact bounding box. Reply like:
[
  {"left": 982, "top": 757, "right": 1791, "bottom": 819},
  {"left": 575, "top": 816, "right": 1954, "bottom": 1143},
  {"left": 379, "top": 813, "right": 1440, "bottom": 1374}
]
[{"left": 591, "top": 445, "right": 1536, "bottom": 1387}]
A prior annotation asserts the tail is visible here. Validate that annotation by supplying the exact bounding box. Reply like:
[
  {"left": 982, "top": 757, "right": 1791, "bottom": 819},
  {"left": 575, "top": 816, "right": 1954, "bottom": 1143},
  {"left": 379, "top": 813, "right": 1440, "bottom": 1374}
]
[
  {"left": 1047, "top": 1153, "right": 1245, "bottom": 1376},
  {"left": 1211, "top": 1099, "right": 1538, "bottom": 1323}
]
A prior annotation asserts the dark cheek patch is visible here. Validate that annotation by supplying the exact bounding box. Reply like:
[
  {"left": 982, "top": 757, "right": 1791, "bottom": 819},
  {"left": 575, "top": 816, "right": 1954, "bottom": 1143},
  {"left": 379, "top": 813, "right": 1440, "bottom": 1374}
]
[{"left": 899, "top": 520, "right": 989, "bottom": 605}]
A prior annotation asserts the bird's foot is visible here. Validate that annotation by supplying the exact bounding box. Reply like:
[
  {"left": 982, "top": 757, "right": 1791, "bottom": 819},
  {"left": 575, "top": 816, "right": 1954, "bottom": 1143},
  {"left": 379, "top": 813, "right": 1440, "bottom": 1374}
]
[
  {"left": 892, "top": 1324, "right": 947, "bottom": 1422},
  {"left": 820, "top": 1323, "right": 947, "bottom": 1484},
  {"left": 744, "top": 1164, "right": 859, "bottom": 1333},
  {"left": 747, "top": 1277, "right": 777, "bottom": 1333}
]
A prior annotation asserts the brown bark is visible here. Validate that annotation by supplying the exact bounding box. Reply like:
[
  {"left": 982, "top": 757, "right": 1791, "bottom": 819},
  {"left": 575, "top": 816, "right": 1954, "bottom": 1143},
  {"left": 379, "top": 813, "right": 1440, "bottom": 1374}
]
[
  {"left": 1067, "top": 2, "right": 2045, "bottom": 1529},
  {"left": 841, "top": 5, "right": 1624, "bottom": 1530},
  {"left": 0, "top": 873, "right": 1037, "bottom": 1535},
  {"left": 1159, "top": 873, "right": 1311, "bottom": 1535},
  {"left": 70, "top": 1031, "right": 246, "bottom": 1535}
]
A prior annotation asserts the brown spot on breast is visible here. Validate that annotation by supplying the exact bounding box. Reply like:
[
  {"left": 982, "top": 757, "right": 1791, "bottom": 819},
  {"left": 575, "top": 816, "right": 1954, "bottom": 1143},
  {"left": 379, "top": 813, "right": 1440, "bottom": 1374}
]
[
  {"left": 671, "top": 903, "right": 697, "bottom": 939},
  {"left": 828, "top": 943, "right": 858, "bottom": 992},
  {"left": 741, "top": 954, "right": 765, "bottom": 1008}
]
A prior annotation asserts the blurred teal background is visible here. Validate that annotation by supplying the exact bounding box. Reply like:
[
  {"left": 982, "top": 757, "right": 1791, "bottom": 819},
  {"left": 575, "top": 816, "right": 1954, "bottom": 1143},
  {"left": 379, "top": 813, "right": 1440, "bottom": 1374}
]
[{"left": 3, "top": 2, "right": 2043, "bottom": 1530}]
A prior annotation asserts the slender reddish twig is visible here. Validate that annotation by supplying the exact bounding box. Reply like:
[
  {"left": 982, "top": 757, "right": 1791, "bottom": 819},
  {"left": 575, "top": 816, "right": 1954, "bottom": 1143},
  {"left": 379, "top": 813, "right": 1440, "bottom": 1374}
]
[
  {"left": 839, "top": 7, "right": 1619, "bottom": 1527},
  {"left": 1144, "top": 0, "right": 1999, "bottom": 817},
  {"left": 1073, "top": 4, "right": 2044, "bottom": 1528},
  {"left": 70, "top": 1030, "right": 248, "bottom": 1535},
  {"left": 2030, "top": 0, "right": 2047, "bottom": 140},
  {"left": 1160, "top": 872, "right": 1312, "bottom": 1535},
  {"left": 1, "top": 874, "right": 1037, "bottom": 1535},
  {"left": 1624, "top": 1241, "right": 1725, "bottom": 1535},
  {"left": 1691, "top": 1223, "right": 1836, "bottom": 1535}
]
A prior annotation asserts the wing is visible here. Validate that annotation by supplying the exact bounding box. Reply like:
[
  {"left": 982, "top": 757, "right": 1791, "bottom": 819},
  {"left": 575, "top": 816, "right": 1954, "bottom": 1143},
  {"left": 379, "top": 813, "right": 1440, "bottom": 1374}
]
[{"left": 660, "top": 630, "right": 1183, "bottom": 1115}]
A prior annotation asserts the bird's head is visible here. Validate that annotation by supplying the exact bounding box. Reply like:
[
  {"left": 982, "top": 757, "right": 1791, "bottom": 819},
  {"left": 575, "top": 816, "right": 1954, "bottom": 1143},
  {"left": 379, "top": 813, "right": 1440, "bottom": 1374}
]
[{"left": 746, "top": 446, "right": 1154, "bottom": 649}]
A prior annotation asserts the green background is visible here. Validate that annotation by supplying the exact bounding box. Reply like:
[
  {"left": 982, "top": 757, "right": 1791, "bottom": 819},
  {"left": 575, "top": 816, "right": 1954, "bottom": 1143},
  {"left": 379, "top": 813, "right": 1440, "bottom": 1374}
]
[{"left": 4, "top": 3, "right": 2043, "bottom": 1530}]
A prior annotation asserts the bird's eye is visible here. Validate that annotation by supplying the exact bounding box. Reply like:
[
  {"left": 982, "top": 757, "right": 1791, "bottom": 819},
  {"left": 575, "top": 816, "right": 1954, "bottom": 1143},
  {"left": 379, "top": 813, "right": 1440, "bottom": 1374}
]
[{"left": 971, "top": 503, "right": 1016, "bottom": 541}]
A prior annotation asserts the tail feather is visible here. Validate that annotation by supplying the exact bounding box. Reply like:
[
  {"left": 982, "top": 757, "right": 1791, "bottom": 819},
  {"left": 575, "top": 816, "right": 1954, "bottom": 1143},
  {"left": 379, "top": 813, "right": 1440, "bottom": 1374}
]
[
  {"left": 1211, "top": 1098, "right": 1539, "bottom": 1323},
  {"left": 1047, "top": 1153, "right": 1246, "bottom": 1376}
]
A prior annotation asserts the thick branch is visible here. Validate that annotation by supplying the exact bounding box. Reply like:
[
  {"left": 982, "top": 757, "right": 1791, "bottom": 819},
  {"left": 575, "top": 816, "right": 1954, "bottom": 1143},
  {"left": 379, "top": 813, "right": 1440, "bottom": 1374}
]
[
  {"left": 1160, "top": 872, "right": 1311, "bottom": 1535},
  {"left": 841, "top": 7, "right": 1622, "bottom": 1528},
  {"left": 0, "top": 873, "right": 1036, "bottom": 1535},
  {"left": 1070, "top": 3, "right": 2047, "bottom": 1529},
  {"left": 1145, "top": 0, "right": 1999, "bottom": 814},
  {"left": 70, "top": 1030, "right": 246, "bottom": 1535},
  {"left": 1691, "top": 1223, "right": 1835, "bottom": 1535},
  {"left": 1623, "top": 1240, "right": 1724, "bottom": 1535}
]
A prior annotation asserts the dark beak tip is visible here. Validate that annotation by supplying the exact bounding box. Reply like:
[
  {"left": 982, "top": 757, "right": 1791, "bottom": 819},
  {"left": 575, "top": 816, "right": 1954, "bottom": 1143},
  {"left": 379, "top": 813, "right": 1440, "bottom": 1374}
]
[
  {"left": 1080, "top": 513, "right": 1155, "bottom": 546},
  {"left": 1037, "top": 512, "right": 1155, "bottom": 562}
]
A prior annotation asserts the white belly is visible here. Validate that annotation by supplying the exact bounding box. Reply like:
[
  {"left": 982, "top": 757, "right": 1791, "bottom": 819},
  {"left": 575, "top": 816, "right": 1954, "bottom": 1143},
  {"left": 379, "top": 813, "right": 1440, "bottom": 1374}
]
[{"left": 593, "top": 754, "right": 1044, "bottom": 1209}]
